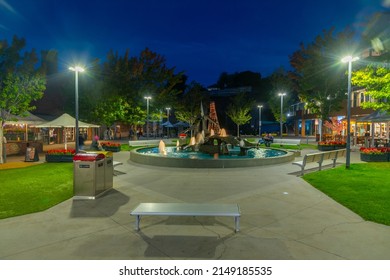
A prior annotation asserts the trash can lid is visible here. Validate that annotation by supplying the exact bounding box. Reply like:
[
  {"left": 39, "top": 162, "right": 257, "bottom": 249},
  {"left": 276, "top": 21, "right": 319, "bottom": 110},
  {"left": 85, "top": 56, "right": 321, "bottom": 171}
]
[
  {"left": 73, "top": 153, "right": 105, "bottom": 161},
  {"left": 82, "top": 150, "right": 113, "bottom": 158}
]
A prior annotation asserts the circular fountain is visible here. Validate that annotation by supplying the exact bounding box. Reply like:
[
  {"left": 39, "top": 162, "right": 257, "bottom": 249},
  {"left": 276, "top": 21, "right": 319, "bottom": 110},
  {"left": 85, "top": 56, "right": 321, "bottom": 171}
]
[
  {"left": 130, "top": 102, "right": 295, "bottom": 168},
  {"left": 130, "top": 138, "right": 295, "bottom": 168}
]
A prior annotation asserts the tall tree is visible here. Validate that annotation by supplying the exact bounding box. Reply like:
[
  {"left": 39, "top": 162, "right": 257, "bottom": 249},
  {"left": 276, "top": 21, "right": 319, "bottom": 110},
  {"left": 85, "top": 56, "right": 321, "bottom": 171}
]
[
  {"left": 0, "top": 36, "right": 46, "bottom": 163},
  {"left": 289, "top": 28, "right": 355, "bottom": 122},
  {"left": 97, "top": 48, "right": 184, "bottom": 127},
  {"left": 267, "top": 67, "right": 296, "bottom": 123},
  {"left": 175, "top": 81, "right": 209, "bottom": 126},
  {"left": 215, "top": 71, "right": 261, "bottom": 89},
  {"left": 226, "top": 93, "right": 254, "bottom": 137}
]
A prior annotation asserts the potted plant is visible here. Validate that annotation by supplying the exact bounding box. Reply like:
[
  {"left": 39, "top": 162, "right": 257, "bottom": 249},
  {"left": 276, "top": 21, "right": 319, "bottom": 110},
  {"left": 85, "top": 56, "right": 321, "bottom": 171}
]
[
  {"left": 45, "top": 149, "right": 76, "bottom": 162},
  {"left": 332, "top": 141, "right": 347, "bottom": 149},
  {"left": 101, "top": 142, "right": 121, "bottom": 152},
  {"left": 318, "top": 141, "right": 346, "bottom": 151},
  {"left": 359, "top": 147, "right": 389, "bottom": 162}
]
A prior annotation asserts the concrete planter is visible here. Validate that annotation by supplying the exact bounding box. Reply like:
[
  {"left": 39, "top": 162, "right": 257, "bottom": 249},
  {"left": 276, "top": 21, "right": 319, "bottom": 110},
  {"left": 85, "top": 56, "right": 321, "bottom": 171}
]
[
  {"left": 334, "top": 145, "right": 347, "bottom": 149},
  {"left": 102, "top": 146, "right": 121, "bottom": 152},
  {"left": 318, "top": 145, "right": 347, "bottom": 151},
  {"left": 318, "top": 145, "right": 336, "bottom": 151},
  {"left": 360, "top": 153, "right": 388, "bottom": 162},
  {"left": 45, "top": 154, "right": 74, "bottom": 162}
]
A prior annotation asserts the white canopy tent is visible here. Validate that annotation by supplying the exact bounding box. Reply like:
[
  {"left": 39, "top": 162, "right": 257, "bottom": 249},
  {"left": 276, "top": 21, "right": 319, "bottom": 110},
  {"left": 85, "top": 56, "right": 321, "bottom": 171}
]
[
  {"left": 36, "top": 113, "right": 100, "bottom": 149},
  {"left": 35, "top": 113, "right": 100, "bottom": 128}
]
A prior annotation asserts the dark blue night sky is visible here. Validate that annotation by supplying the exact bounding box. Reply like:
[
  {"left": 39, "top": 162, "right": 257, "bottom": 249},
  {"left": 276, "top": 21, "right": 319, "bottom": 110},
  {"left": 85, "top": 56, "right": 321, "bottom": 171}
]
[{"left": 1, "top": 0, "right": 389, "bottom": 85}]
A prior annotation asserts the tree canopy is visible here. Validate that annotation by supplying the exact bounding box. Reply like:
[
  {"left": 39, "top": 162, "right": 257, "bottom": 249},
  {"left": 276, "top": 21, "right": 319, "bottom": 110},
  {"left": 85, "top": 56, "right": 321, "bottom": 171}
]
[
  {"left": 267, "top": 67, "right": 296, "bottom": 123},
  {"left": 352, "top": 65, "right": 390, "bottom": 112},
  {"left": 226, "top": 92, "right": 254, "bottom": 137},
  {"left": 0, "top": 35, "right": 46, "bottom": 123},
  {"left": 215, "top": 71, "right": 262, "bottom": 89},
  {"left": 289, "top": 28, "right": 355, "bottom": 121},
  {"left": 95, "top": 48, "right": 185, "bottom": 126},
  {"left": 175, "top": 81, "right": 209, "bottom": 125},
  {"left": 0, "top": 35, "right": 46, "bottom": 163}
]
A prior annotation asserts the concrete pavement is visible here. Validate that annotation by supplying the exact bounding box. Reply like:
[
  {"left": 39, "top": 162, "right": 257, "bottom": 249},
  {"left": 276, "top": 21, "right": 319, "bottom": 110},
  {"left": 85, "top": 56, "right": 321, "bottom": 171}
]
[{"left": 1, "top": 147, "right": 389, "bottom": 260}]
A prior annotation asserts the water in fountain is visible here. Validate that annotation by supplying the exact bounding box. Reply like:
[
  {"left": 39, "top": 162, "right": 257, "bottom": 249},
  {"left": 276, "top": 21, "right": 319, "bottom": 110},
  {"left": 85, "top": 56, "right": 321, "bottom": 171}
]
[{"left": 158, "top": 140, "right": 167, "bottom": 155}]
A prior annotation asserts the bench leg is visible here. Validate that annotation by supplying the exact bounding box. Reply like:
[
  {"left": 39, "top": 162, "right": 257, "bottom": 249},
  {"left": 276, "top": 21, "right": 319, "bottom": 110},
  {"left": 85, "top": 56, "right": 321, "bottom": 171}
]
[
  {"left": 135, "top": 215, "right": 141, "bottom": 231},
  {"left": 235, "top": 216, "right": 240, "bottom": 233}
]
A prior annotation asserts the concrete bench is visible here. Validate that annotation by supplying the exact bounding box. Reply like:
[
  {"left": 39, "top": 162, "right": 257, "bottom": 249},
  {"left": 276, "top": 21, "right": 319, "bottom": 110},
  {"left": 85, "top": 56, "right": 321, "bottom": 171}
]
[
  {"left": 130, "top": 203, "right": 241, "bottom": 232},
  {"left": 292, "top": 149, "right": 346, "bottom": 176},
  {"left": 113, "top": 161, "right": 123, "bottom": 167},
  {"left": 272, "top": 138, "right": 301, "bottom": 147},
  {"left": 113, "top": 161, "right": 123, "bottom": 175}
]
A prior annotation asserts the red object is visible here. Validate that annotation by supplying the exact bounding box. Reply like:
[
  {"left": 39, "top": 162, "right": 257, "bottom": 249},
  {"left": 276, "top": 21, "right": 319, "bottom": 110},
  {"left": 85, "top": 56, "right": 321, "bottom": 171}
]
[
  {"left": 73, "top": 153, "right": 105, "bottom": 161},
  {"left": 179, "top": 133, "right": 187, "bottom": 137}
]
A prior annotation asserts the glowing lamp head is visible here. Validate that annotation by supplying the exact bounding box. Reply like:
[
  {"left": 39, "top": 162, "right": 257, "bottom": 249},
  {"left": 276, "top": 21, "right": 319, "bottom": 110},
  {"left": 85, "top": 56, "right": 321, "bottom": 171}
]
[{"left": 69, "top": 66, "right": 85, "bottom": 72}]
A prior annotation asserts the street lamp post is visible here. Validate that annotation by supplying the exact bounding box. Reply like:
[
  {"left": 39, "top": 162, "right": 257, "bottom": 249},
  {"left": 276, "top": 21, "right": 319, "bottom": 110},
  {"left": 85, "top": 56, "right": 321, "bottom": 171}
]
[
  {"left": 166, "top": 107, "right": 171, "bottom": 137},
  {"left": 69, "top": 66, "right": 85, "bottom": 153},
  {"left": 278, "top": 93, "right": 286, "bottom": 138},
  {"left": 342, "top": 55, "right": 359, "bottom": 169},
  {"left": 257, "top": 105, "right": 263, "bottom": 137},
  {"left": 144, "top": 96, "right": 152, "bottom": 140}
]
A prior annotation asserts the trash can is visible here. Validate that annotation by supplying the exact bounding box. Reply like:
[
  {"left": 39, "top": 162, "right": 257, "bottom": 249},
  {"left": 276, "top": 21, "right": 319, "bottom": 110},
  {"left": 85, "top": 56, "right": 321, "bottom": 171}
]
[
  {"left": 104, "top": 154, "right": 114, "bottom": 189},
  {"left": 84, "top": 151, "right": 113, "bottom": 190},
  {"left": 25, "top": 144, "right": 39, "bottom": 162},
  {"left": 73, "top": 153, "right": 106, "bottom": 199}
]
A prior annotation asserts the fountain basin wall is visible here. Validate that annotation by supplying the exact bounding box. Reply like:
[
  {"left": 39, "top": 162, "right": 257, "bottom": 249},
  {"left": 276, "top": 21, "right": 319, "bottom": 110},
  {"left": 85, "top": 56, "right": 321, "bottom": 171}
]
[{"left": 130, "top": 148, "right": 295, "bottom": 168}]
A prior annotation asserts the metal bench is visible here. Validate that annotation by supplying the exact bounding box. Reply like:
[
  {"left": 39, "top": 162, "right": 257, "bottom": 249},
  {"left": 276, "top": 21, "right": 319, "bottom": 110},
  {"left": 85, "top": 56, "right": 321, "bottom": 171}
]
[
  {"left": 292, "top": 149, "right": 346, "bottom": 176},
  {"left": 130, "top": 203, "right": 241, "bottom": 232}
]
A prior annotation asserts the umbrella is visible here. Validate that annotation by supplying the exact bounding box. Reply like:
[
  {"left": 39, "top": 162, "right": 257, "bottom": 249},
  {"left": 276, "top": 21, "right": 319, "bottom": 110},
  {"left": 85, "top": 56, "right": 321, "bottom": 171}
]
[
  {"left": 173, "top": 121, "right": 190, "bottom": 127},
  {"left": 161, "top": 121, "right": 174, "bottom": 128}
]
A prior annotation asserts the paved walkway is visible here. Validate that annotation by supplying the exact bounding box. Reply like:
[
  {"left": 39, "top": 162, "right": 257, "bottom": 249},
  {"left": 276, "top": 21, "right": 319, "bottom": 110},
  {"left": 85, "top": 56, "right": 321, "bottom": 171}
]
[{"left": 1, "top": 145, "right": 390, "bottom": 260}]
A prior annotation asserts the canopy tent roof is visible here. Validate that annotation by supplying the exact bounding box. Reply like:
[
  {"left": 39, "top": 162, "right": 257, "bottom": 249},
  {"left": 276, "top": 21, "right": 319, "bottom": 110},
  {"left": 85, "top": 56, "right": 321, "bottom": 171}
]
[
  {"left": 5, "top": 111, "right": 45, "bottom": 125},
  {"left": 35, "top": 113, "right": 100, "bottom": 128}
]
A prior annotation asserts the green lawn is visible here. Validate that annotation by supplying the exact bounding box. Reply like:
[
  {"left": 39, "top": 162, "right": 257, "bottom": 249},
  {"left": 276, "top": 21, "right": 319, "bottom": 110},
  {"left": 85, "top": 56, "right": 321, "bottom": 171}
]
[
  {"left": 303, "top": 162, "right": 390, "bottom": 226},
  {"left": 1, "top": 160, "right": 389, "bottom": 226},
  {"left": 0, "top": 163, "right": 73, "bottom": 219}
]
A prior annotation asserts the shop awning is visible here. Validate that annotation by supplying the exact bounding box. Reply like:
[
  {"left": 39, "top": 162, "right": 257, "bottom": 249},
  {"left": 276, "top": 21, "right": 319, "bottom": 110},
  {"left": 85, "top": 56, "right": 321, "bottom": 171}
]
[{"left": 356, "top": 110, "right": 390, "bottom": 122}]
